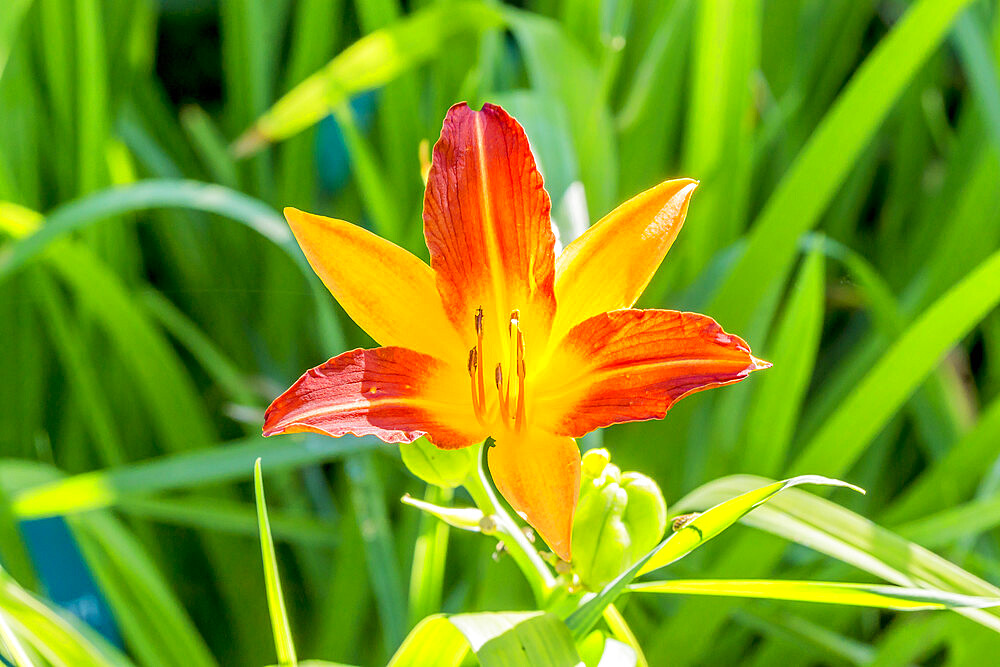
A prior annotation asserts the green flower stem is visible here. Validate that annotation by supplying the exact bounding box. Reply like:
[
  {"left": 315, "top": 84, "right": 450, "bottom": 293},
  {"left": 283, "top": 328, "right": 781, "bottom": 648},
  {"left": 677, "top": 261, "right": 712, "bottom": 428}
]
[
  {"left": 407, "top": 483, "right": 452, "bottom": 626},
  {"left": 462, "top": 440, "right": 557, "bottom": 603}
]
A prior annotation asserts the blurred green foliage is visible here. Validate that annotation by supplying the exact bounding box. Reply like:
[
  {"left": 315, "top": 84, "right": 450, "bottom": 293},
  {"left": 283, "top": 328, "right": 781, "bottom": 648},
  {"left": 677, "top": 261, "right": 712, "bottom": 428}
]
[{"left": 2, "top": 0, "right": 1000, "bottom": 664}]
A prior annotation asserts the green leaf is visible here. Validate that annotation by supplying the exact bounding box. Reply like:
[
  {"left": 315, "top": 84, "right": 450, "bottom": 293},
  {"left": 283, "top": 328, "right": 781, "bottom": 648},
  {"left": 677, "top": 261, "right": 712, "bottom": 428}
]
[
  {"left": 0, "top": 568, "right": 130, "bottom": 667},
  {"left": 346, "top": 454, "right": 406, "bottom": 657},
  {"left": 11, "top": 434, "right": 379, "bottom": 518},
  {"left": 399, "top": 437, "right": 477, "bottom": 490},
  {"left": 116, "top": 495, "right": 339, "bottom": 547},
  {"left": 0, "top": 0, "right": 33, "bottom": 81},
  {"left": 0, "top": 599, "right": 35, "bottom": 667},
  {"left": 741, "top": 247, "right": 825, "bottom": 475},
  {"left": 0, "top": 180, "right": 343, "bottom": 352},
  {"left": 952, "top": 8, "right": 1000, "bottom": 157},
  {"left": 389, "top": 612, "right": 580, "bottom": 667},
  {"left": 564, "top": 475, "right": 861, "bottom": 638},
  {"left": 254, "top": 458, "right": 298, "bottom": 667},
  {"left": 234, "top": 2, "right": 504, "bottom": 154},
  {"left": 631, "top": 579, "right": 1000, "bottom": 611},
  {"left": 68, "top": 511, "right": 216, "bottom": 667},
  {"left": 505, "top": 7, "right": 617, "bottom": 215},
  {"left": 675, "top": 475, "right": 1000, "bottom": 633},
  {"left": 709, "top": 0, "right": 977, "bottom": 333},
  {"left": 638, "top": 476, "right": 863, "bottom": 576},
  {"left": 792, "top": 245, "right": 1000, "bottom": 476}
]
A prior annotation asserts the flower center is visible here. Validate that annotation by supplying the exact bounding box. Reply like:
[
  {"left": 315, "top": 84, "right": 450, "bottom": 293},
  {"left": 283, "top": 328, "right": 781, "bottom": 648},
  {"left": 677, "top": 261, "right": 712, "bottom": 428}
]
[{"left": 467, "top": 307, "right": 526, "bottom": 433}]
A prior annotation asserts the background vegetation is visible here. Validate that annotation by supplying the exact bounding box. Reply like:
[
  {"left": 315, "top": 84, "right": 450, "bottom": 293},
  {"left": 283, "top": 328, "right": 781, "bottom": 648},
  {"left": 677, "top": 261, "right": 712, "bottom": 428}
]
[{"left": 2, "top": 0, "right": 1000, "bottom": 664}]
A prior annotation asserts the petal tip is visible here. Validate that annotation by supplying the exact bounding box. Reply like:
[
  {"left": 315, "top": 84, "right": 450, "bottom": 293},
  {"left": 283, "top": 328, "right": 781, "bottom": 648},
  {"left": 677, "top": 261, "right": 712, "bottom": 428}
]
[
  {"left": 750, "top": 355, "right": 772, "bottom": 371},
  {"left": 679, "top": 179, "right": 699, "bottom": 197},
  {"left": 551, "top": 539, "right": 572, "bottom": 562}
]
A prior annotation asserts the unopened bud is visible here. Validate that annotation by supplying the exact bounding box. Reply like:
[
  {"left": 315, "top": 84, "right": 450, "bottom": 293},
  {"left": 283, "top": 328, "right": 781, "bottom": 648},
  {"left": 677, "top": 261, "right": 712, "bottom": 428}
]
[{"left": 571, "top": 451, "right": 667, "bottom": 591}]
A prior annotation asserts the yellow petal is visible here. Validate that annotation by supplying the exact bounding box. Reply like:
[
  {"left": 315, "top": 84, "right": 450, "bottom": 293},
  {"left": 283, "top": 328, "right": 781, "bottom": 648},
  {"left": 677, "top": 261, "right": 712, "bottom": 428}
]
[
  {"left": 551, "top": 179, "right": 698, "bottom": 343},
  {"left": 285, "top": 208, "right": 464, "bottom": 361},
  {"left": 488, "top": 428, "right": 580, "bottom": 561}
]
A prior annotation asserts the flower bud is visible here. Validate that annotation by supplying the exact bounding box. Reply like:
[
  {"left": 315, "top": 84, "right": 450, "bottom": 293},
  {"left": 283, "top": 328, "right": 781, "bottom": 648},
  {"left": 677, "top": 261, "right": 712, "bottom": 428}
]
[
  {"left": 399, "top": 437, "right": 476, "bottom": 488},
  {"left": 570, "top": 449, "right": 668, "bottom": 590}
]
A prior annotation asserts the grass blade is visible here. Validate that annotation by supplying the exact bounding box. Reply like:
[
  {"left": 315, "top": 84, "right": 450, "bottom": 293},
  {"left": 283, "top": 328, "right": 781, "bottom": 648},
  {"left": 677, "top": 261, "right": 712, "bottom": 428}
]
[
  {"left": 675, "top": 475, "right": 1000, "bottom": 632},
  {"left": 709, "top": 0, "right": 976, "bottom": 333},
  {"left": 12, "top": 435, "right": 380, "bottom": 518},
  {"left": 741, "top": 247, "right": 825, "bottom": 475},
  {"left": 792, "top": 246, "right": 1000, "bottom": 476},
  {"left": 631, "top": 579, "right": 1000, "bottom": 611},
  {"left": 254, "top": 458, "right": 297, "bottom": 667},
  {"left": 234, "top": 2, "right": 503, "bottom": 154},
  {"left": 0, "top": 180, "right": 343, "bottom": 351},
  {"left": 345, "top": 454, "right": 406, "bottom": 658}
]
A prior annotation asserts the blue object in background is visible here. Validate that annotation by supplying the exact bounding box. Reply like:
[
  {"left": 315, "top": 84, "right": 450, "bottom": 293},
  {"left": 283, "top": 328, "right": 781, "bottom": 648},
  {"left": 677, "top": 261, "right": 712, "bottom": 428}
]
[
  {"left": 19, "top": 517, "right": 123, "bottom": 648},
  {"left": 316, "top": 90, "right": 378, "bottom": 192}
]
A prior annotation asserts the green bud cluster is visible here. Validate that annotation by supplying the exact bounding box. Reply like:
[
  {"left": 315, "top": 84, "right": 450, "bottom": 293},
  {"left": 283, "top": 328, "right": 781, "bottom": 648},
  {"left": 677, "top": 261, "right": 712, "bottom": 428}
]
[{"left": 570, "top": 448, "right": 667, "bottom": 590}]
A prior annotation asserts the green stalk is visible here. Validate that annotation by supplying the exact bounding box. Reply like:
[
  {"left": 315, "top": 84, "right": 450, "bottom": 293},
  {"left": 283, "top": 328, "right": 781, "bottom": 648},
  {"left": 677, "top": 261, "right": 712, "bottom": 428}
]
[
  {"left": 462, "top": 441, "right": 557, "bottom": 604},
  {"left": 407, "top": 484, "right": 452, "bottom": 626}
]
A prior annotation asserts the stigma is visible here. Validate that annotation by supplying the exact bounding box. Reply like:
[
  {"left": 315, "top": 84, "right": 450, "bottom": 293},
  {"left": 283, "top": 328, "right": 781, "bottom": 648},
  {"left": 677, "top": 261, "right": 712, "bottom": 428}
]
[{"left": 467, "top": 307, "right": 526, "bottom": 432}]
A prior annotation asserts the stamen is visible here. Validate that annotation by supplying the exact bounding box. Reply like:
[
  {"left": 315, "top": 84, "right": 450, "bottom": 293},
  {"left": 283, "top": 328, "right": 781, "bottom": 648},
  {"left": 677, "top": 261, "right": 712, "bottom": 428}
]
[
  {"left": 475, "top": 307, "right": 486, "bottom": 422},
  {"left": 514, "top": 332, "right": 527, "bottom": 432},
  {"left": 505, "top": 310, "right": 519, "bottom": 403},
  {"left": 468, "top": 347, "right": 485, "bottom": 424}
]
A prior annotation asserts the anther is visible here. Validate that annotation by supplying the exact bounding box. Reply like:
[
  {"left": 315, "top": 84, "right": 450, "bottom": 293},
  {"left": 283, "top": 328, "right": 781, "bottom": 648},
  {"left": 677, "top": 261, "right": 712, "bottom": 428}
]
[
  {"left": 467, "top": 347, "right": 478, "bottom": 375},
  {"left": 475, "top": 307, "right": 484, "bottom": 337},
  {"left": 495, "top": 364, "right": 503, "bottom": 389}
]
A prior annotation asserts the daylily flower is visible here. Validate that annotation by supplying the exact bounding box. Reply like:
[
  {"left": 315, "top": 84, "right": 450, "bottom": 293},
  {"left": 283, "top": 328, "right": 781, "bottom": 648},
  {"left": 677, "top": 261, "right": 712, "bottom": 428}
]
[{"left": 263, "top": 103, "right": 768, "bottom": 561}]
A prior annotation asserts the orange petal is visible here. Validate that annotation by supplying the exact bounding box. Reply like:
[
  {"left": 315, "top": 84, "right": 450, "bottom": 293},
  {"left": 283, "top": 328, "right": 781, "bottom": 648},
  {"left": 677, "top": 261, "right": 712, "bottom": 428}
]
[
  {"left": 488, "top": 429, "right": 580, "bottom": 561},
  {"left": 532, "top": 309, "right": 770, "bottom": 437},
  {"left": 423, "top": 102, "right": 557, "bottom": 362},
  {"left": 284, "top": 207, "right": 464, "bottom": 362},
  {"left": 263, "top": 347, "right": 486, "bottom": 449},
  {"left": 551, "top": 179, "right": 698, "bottom": 342}
]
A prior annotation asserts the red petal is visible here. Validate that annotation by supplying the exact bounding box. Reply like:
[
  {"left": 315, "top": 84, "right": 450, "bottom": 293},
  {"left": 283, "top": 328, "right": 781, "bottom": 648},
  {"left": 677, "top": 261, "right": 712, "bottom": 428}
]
[
  {"left": 264, "top": 347, "right": 486, "bottom": 449},
  {"left": 531, "top": 309, "right": 770, "bottom": 436},
  {"left": 423, "top": 102, "right": 557, "bottom": 360}
]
